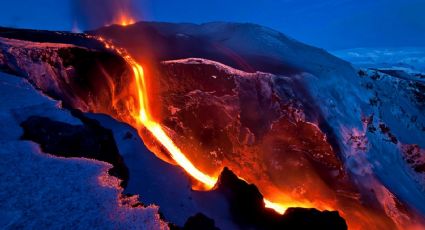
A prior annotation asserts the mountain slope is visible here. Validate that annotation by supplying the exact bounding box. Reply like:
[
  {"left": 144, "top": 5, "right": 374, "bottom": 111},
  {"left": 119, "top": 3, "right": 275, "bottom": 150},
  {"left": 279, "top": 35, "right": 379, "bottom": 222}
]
[{"left": 1, "top": 23, "right": 425, "bottom": 229}]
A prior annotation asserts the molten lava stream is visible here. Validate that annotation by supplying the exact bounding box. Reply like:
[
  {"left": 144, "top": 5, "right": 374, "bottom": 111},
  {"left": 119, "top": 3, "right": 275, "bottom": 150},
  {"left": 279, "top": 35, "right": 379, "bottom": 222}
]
[
  {"left": 97, "top": 36, "right": 295, "bottom": 215},
  {"left": 131, "top": 62, "right": 217, "bottom": 188},
  {"left": 131, "top": 59, "right": 293, "bottom": 213}
]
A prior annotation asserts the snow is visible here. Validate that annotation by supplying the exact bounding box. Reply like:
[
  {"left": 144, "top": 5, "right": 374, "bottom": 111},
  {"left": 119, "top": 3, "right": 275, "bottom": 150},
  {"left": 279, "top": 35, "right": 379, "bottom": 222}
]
[
  {"left": 358, "top": 69, "right": 425, "bottom": 196},
  {"left": 163, "top": 58, "right": 272, "bottom": 78},
  {"left": 0, "top": 37, "right": 74, "bottom": 49},
  {"left": 331, "top": 49, "right": 425, "bottom": 202},
  {"left": 291, "top": 48, "right": 425, "bottom": 224},
  {"left": 0, "top": 72, "right": 81, "bottom": 140},
  {"left": 0, "top": 72, "right": 168, "bottom": 229},
  {"left": 87, "top": 113, "right": 238, "bottom": 230},
  {"left": 0, "top": 141, "right": 166, "bottom": 230}
]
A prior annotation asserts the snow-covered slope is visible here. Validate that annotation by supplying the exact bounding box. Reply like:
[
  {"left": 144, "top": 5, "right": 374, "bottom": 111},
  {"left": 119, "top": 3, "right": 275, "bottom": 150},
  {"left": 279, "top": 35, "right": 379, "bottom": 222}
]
[
  {"left": 354, "top": 67, "right": 425, "bottom": 201},
  {"left": 296, "top": 61, "right": 425, "bottom": 228},
  {"left": 0, "top": 72, "right": 167, "bottom": 229},
  {"left": 331, "top": 47, "right": 425, "bottom": 211},
  {"left": 87, "top": 113, "right": 240, "bottom": 229}
]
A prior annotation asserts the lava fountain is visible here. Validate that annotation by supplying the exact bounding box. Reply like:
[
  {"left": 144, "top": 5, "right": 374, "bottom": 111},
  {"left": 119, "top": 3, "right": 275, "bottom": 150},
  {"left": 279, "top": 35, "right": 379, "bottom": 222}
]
[
  {"left": 110, "top": 10, "right": 136, "bottom": 27},
  {"left": 72, "top": 0, "right": 137, "bottom": 29}
]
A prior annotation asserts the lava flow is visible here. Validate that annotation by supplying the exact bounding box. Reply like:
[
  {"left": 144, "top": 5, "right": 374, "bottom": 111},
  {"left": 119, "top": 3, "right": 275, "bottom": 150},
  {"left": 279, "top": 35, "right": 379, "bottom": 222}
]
[
  {"left": 96, "top": 36, "right": 291, "bottom": 214},
  {"left": 131, "top": 62, "right": 217, "bottom": 188}
]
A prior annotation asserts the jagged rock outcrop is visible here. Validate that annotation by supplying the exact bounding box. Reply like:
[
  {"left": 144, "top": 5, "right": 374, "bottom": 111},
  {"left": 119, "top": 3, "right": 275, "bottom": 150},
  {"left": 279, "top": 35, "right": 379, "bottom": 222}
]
[
  {"left": 181, "top": 213, "right": 219, "bottom": 230},
  {"left": 154, "top": 58, "right": 357, "bottom": 212},
  {"left": 0, "top": 33, "right": 133, "bottom": 117},
  {"left": 20, "top": 114, "right": 129, "bottom": 187},
  {"left": 214, "top": 167, "right": 347, "bottom": 229}
]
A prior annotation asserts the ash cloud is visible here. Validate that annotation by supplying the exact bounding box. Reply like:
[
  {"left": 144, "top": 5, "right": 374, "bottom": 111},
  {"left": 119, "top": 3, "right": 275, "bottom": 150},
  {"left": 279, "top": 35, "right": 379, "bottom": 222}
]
[{"left": 71, "top": 0, "right": 140, "bottom": 30}]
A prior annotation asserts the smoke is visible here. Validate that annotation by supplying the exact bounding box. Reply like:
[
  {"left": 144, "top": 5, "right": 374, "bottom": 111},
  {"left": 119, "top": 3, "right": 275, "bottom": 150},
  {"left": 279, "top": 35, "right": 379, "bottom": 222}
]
[{"left": 71, "top": 0, "right": 141, "bottom": 30}]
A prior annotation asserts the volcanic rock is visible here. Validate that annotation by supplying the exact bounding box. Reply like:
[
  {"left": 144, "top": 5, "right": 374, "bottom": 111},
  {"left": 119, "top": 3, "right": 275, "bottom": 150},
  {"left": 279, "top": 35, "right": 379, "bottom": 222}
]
[
  {"left": 182, "top": 213, "right": 220, "bottom": 230},
  {"left": 0, "top": 30, "right": 133, "bottom": 117},
  {"left": 401, "top": 144, "right": 425, "bottom": 174},
  {"left": 20, "top": 114, "right": 129, "bottom": 187},
  {"left": 155, "top": 58, "right": 355, "bottom": 206},
  {"left": 214, "top": 167, "right": 347, "bottom": 230}
]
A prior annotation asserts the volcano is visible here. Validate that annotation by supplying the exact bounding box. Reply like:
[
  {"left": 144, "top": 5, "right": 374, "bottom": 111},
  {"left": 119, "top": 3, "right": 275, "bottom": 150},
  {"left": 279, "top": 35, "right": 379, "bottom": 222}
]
[{"left": 0, "top": 22, "right": 424, "bottom": 230}]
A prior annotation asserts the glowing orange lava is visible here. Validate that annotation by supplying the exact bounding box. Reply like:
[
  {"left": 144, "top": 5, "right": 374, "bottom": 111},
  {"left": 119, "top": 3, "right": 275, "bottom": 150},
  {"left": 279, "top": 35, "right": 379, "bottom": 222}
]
[
  {"left": 96, "top": 36, "right": 291, "bottom": 214},
  {"left": 131, "top": 63, "right": 217, "bottom": 188},
  {"left": 107, "top": 10, "right": 136, "bottom": 27},
  {"left": 117, "top": 14, "right": 135, "bottom": 27},
  {"left": 264, "top": 199, "right": 287, "bottom": 214}
]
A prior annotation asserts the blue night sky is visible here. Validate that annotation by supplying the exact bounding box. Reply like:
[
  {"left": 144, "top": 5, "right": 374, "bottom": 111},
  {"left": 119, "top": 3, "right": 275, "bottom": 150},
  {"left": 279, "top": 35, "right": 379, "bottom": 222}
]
[{"left": 0, "top": 0, "right": 424, "bottom": 50}]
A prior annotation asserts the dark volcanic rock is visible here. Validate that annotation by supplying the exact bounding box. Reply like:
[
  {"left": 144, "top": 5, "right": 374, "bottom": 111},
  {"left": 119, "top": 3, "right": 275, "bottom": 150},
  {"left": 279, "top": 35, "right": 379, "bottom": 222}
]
[
  {"left": 280, "top": 208, "right": 348, "bottom": 230},
  {"left": 169, "top": 213, "right": 219, "bottom": 230},
  {"left": 182, "top": 213, "right": 220, "bottom": 230},
  {"left": 401, "top": 144, "right": 425, "bottom": 174},
  {"left": 20, "top": 114, "right": 129, "bottom": 187},
  {"left": 214, "top": 167, "right": 347, "bottom": 230}
]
